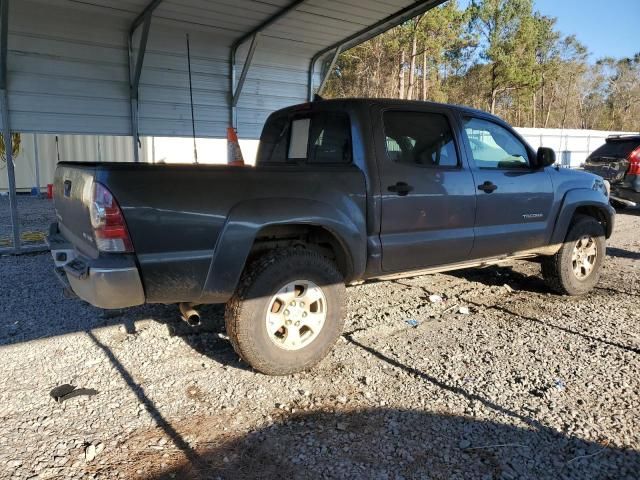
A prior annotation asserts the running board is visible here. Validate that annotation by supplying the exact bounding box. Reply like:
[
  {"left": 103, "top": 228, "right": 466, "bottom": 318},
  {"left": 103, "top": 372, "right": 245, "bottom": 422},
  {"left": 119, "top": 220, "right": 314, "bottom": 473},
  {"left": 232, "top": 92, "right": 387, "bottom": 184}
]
[{"left": 372, "top": 250, "right": 556, "bottom": 282}]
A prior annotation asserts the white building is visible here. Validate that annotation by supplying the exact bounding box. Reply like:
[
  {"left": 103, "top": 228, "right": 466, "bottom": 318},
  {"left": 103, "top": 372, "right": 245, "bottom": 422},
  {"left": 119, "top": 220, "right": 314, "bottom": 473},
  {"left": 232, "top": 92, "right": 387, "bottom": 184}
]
[{"left": 3, "top": 127, "right": 637, "bottom": 193}]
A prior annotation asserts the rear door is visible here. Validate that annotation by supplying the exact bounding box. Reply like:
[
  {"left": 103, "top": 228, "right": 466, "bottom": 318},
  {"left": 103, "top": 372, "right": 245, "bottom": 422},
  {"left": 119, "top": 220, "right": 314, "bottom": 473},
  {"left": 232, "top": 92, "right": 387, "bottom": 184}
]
[
  {"left": 460, "top": 116, "right": 554, "bottom": 259},
  {"left": 377, "top": 106, "right": 476, "bottom": 272}
]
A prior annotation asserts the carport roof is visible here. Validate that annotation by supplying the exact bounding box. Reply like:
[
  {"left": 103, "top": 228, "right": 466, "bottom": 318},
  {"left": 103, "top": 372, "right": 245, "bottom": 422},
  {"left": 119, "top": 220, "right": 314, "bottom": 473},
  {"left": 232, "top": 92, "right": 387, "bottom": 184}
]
[
  {"left": 1, "top": 0, "right": 445, "bottom": 141},
  {"left": 128, "top": 0, "right": 440, "bottom": 54}
]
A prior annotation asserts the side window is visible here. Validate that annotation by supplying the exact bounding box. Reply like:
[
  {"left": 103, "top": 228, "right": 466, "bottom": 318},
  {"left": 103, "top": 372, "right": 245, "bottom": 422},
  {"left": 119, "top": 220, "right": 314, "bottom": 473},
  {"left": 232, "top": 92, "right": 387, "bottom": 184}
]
[
  {"left": 383, "top": 111, "right": 459, "bottom": 168},
  {"left": 463, "top": 117, "right": 530, "bottom": 169}
]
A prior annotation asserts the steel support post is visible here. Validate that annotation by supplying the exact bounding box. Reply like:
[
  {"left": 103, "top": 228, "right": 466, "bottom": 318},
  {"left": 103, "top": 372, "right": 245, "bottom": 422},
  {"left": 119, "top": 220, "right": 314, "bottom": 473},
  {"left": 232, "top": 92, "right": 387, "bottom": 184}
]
[
  {"left": 0, "top": 0, "right": 19, "bottom": 253},
  {"left": 33, "top": 133, "right": 40, "bottom": 196},
  {"left": 128, "top": 1, "right": 159, "bottom": 162},
  {"left": 128, "top": 37, "right": 140, "bottom": 163},
  {"left": 308, "top": 0, "right": 445, "bottom": 100},
  {"left": 0, "top": 90, "right": 18, "bottom": 252},
  {"left": 230, "top": 33, "right": 259, "bottom": 129},
  {"left": 229, "top": 0, "right": 310, "bottom": 127},
  {"left": 315, "top": 45, "right": 341, "bottom": 98}
]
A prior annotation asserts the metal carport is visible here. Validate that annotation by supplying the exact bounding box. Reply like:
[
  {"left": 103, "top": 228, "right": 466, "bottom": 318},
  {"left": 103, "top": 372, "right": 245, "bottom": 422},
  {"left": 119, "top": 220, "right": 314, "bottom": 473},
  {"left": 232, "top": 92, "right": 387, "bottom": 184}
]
[{"left": 1, "top": 0, "right": 445, "bottom": 253}]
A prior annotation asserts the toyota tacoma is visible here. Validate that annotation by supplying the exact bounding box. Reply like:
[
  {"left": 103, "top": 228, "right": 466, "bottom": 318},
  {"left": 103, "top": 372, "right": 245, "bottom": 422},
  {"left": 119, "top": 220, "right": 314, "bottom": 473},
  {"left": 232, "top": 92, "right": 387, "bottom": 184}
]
[{"left": 49, "top": 99, "right": 615, "bottom": 375}]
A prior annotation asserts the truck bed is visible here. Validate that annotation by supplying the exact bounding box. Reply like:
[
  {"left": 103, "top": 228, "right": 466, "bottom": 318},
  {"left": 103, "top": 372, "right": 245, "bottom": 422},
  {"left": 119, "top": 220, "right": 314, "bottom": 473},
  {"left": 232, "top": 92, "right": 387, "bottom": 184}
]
[{"left": 53, "top": 162, "right": 367, "bottom": 304}]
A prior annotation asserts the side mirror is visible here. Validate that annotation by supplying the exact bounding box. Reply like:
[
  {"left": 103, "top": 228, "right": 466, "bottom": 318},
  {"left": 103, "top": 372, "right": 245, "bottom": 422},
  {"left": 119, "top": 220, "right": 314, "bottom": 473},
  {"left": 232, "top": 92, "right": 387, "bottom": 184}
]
[{"left": 536, "top": 147, "right": 556, "bottom": 168}]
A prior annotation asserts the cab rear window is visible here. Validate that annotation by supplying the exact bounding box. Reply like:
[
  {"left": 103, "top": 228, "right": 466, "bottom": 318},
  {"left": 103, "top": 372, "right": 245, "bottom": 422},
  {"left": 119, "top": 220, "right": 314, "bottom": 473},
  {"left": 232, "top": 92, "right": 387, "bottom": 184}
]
[{"left": 258, "top": 111, "right": 352, "bottom": 165}]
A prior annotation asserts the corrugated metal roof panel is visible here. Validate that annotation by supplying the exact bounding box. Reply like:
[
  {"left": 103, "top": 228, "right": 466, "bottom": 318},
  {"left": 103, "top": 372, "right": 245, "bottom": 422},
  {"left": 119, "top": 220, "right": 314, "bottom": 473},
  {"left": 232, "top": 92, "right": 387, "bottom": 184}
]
[{"left": 5, "top": 0, "right": 441, "bottom": 137}]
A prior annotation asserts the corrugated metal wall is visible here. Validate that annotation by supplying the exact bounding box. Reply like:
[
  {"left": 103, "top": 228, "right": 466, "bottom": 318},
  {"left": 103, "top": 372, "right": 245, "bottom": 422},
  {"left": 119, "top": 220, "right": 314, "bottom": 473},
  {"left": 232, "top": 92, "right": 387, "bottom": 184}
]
[
  {"left": 0, "top": 134, "right": 143, "bottom": 192},
  {"left": 5, "top": 0, "right": 418, "bottom": 140},
  {"left": 5, "top": 0, "right": 314, "bottom": 139},
  {"left": 0, "top": 134, "right": 263, "bottom": 192}
]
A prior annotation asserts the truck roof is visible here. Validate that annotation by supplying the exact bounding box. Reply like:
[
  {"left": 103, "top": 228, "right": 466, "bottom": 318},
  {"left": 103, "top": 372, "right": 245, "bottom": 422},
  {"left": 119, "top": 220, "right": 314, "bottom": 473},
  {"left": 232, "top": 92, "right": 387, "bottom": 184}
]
[
  {"left": 605, "top": 134, "right": 640, "bottom": 143},
  {"left": 273, "top": 97, "right": 501, "bottom": 122}
]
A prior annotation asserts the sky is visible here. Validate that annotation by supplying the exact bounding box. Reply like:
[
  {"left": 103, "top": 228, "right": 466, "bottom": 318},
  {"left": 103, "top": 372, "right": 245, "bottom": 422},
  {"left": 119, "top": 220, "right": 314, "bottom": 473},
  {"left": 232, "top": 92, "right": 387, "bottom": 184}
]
[
  {"left": 534, "top": 0, "right": 639, "bottom": 60},
  {"left": 458, "top": 0, "right": 640, "bottom": 61}
]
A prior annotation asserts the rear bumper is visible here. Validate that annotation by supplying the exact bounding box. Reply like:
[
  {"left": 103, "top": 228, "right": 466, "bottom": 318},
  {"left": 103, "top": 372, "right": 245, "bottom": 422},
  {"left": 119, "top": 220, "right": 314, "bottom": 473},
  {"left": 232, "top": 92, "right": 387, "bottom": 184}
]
[
  {"left": 610, "top": 174, "right": 640, "bottom": 204},
  {"left": 610, "top": 186, "right": 640, "bottom": 205},
  {"left": 48, "top": 222, "right": 145, "bottom": 309},
  {"left": 66, "top": 265, "right": 145, "bottom": 309}
]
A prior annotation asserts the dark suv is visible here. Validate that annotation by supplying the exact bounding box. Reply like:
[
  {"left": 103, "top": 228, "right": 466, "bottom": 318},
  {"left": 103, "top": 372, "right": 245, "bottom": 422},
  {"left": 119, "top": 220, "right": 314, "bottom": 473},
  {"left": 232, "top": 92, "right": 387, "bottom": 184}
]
[{"left": 584, "top": 135, "right": 640, "bottom": 208}]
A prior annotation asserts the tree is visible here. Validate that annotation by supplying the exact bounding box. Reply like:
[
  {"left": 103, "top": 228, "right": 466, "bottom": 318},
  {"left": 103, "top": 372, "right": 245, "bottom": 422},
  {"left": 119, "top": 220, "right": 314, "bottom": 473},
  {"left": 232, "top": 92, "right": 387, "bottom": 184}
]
[
  {"left": 469, "top": 0, "right": 537, "bottom": 114},
  {"left": 598, "top": 54, "right": 640, "bottom": 131},
  {"left": 419, "top": 0, "right": 475, "bottom": 102},
  {"left": 532, "top": 14, "right": 560, "bottom": 127},
  {"left": 323, "top": 0, "right": 639, "bottom": 132}
]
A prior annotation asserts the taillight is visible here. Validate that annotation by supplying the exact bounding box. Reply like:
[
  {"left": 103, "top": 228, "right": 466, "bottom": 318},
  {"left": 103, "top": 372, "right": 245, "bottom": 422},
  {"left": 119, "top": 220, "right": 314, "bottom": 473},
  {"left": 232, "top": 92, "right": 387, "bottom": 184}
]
[
  {"left": 89, "top": 182, "right": 133, "bottom": 252},
  {"left": 628, "top": 147, "right": 640, "bottom": 175}
]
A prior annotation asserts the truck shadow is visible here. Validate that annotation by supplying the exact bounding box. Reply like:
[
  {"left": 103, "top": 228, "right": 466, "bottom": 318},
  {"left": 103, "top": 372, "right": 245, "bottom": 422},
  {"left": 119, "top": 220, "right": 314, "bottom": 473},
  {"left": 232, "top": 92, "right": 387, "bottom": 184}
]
[
  {"left": 616, "top": 206, "right": 640, "bottom": 217},
  {"left": 445, "top": 264, "right": 551, "bottom": 294},
  {"left": 606, "top": 246, "right": 640, "bottom": 261},
  {"left": 142, "top": 336, "right": 640, "bottom": 479},
  {"left": 168, "top": 304, "right": 251, "bottom": 372},
  {"left": 77, "top": 323, "right": 640, "bottom": 479},
  {"left": 145, "top": 408, "right": 639, "bottom": 480},
  {"left": 95, "top": 303, "right": 247, "bottom": 372}
]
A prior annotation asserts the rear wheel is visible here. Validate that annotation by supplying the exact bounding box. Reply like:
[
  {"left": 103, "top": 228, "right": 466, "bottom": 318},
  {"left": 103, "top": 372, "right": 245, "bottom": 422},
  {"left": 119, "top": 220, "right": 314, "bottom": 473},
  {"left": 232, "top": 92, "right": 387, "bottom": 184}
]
[
  {"left": 225, "top": 248, "right": 345, "bottom": 375},
  {"left": 542, "top": 215, "right": 606, "bottom": 295}
]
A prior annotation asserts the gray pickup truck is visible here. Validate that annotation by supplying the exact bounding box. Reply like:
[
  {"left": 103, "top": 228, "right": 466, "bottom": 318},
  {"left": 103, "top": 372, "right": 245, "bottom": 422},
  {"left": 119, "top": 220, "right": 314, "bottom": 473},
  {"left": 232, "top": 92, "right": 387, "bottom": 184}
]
[{"left": 49, "top": 99, "right": 614, "bottom": 375}]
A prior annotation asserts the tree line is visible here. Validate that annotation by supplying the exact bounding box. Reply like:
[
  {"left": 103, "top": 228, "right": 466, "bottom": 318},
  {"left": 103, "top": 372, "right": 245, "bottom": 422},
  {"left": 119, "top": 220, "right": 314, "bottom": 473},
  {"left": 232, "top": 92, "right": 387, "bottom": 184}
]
[{"left": 324, "top": 0, "right": 640, "bottom": 132}]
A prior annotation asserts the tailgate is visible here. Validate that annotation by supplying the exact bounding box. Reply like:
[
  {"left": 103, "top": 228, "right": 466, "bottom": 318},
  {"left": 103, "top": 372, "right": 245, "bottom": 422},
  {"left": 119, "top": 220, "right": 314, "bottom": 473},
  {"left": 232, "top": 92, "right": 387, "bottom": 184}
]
[{"left": 53, "top": 163, "right": 99, "bottom": 258}]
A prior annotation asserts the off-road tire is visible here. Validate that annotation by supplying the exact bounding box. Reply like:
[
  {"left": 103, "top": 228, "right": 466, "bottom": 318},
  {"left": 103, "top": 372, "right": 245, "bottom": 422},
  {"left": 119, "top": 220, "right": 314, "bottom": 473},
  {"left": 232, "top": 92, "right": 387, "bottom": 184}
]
[
  {"left": 542, "top": 214, "right": 606, "bottom": 295},
  {"left": 225, "top": 248, "right": 345, "bottom": 375}
]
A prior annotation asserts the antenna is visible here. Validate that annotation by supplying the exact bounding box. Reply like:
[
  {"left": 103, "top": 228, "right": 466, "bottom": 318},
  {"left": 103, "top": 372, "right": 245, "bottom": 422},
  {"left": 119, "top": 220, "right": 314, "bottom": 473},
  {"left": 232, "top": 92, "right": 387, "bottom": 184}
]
[
  {"left": 186, "top": 33, "right": 198, "bottom": 164},
  {"left": 55, "top": 135, "right": 61, "bottom": 163}
]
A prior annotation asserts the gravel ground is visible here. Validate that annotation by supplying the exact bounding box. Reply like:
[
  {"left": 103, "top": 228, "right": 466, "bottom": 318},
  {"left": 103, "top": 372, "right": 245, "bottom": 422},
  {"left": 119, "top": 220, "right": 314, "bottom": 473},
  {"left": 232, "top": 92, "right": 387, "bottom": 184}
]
[
  {"left": 0, "top": 209, "right": 638, "bottom": 479},
  {"left": 0, "top": 195, "right": 55, "bottom": 247}
]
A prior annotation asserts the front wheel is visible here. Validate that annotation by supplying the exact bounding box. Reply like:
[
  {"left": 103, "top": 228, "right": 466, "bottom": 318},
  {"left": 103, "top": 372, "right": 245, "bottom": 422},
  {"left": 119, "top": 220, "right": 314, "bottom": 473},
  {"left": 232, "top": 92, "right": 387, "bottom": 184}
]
[
  {"left": 225, "top": 248, "right": 346, "bottom": 375},
  {"left": 542, "top": 215, "right": 606, "bottom": 295}
]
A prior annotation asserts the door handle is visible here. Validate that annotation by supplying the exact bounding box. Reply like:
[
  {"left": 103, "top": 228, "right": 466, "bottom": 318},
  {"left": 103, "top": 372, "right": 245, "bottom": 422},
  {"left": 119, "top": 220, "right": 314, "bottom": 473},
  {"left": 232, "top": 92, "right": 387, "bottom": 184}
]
[
  {"left": 478, "top": 181, "right": 498, "bottom": 193},
  {"left": 388, "top": 182, "right": 414, "bottom": 196}
]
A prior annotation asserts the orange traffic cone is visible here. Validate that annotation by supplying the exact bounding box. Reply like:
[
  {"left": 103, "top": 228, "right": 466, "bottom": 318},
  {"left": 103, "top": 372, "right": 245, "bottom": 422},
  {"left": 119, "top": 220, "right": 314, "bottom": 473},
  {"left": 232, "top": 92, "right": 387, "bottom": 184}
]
[{"left": 227, "top": 127, "right": 245, "bottom": 166}]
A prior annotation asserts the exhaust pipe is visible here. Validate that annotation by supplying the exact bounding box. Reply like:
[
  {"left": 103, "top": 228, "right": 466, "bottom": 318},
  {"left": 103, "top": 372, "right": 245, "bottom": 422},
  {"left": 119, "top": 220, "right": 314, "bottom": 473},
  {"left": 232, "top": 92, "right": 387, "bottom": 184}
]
[{"left": 179, "top": 303, "right": 201, "bottom": 327}]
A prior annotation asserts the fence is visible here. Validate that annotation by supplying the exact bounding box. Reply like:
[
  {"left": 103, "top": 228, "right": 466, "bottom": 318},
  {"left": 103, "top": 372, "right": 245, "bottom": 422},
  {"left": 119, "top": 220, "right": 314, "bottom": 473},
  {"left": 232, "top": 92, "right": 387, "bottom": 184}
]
[{"left": 515, "top": 127, "right": 637, "bottom": 168}]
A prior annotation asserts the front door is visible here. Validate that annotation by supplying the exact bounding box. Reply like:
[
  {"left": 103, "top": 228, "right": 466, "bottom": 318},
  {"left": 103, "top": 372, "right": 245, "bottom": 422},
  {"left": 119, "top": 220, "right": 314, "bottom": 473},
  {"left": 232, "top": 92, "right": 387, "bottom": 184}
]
[
  {"left": 378, "top": 107, "right": 477, "bottom": 272},
  {"left": 460, "top": 116, "right": 554, "bottom": 259}
]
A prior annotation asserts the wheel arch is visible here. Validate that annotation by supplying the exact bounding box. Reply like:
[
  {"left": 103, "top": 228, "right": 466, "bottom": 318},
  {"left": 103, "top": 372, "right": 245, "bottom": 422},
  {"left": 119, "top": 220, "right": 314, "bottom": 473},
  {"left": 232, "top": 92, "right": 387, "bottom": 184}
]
[
  {"left": 550, "top": 189, "right": 615, "bottom": 245},
  {"left": 198, "top": 198, "right": 366, "bottom": 303},
  {"left": 249, "top": 223, "right": 354, "bottom": 281}
]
